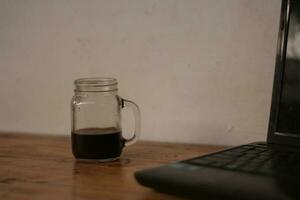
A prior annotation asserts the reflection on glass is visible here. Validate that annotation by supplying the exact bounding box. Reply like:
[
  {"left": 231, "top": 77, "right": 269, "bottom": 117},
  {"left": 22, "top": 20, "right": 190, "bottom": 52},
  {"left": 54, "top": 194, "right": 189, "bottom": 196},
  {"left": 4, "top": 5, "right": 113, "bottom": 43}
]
[{"left": 277, "top": 0, "right": 300, "bottom": 134}]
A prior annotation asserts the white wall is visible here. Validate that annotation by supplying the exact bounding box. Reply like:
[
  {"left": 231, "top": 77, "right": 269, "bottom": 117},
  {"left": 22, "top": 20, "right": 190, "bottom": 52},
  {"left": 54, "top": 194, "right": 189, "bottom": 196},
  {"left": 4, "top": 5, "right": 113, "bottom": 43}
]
[{"left": 0, "top": 0, "right": 281, "bottom": 145}]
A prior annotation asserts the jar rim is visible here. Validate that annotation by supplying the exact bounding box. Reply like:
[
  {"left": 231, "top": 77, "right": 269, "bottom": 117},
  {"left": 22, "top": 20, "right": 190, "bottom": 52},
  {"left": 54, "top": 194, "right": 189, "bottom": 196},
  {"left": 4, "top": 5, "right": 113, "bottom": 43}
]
[
  {"left": 74, "top": 77, "right": 118, "bottom": 92},
  {"left": 74, "top": 77, "right": 117, "bottom": 86}
]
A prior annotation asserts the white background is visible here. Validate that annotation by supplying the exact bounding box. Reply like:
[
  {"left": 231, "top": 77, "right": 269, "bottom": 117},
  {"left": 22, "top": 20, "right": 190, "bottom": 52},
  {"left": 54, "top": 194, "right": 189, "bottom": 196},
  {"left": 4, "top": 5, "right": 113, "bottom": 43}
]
[{"left": 0, "top": 0, "right": 281, "bottom": 145}]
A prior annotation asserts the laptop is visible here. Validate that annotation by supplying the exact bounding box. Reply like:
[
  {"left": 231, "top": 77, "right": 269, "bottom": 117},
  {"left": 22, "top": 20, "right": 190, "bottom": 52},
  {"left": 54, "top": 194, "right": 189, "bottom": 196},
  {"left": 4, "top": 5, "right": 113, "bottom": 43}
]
[{"left": 135, "top": 0, "right": 300, "bottom": 199}]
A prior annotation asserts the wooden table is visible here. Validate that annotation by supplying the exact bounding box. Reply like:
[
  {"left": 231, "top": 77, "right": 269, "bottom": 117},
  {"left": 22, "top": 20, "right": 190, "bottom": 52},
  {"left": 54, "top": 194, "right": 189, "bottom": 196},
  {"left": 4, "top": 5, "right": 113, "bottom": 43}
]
[{"left": 0, "top": 133, "right": 226, "bottom": 200}]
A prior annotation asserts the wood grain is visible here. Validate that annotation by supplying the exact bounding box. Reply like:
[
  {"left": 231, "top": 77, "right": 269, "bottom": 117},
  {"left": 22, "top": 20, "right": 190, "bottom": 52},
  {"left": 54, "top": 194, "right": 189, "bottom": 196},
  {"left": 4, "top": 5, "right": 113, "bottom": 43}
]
[{"left": 0, "top": 133, "right": 227, "bottom": 200}]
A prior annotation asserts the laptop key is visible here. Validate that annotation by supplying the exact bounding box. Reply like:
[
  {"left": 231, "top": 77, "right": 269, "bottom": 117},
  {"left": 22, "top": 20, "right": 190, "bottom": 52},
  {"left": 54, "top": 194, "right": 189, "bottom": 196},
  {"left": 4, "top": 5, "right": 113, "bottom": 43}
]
[
  {"left": 239, "top": 164, "right": 259, "bottom": 172},
  {"left": 224, "top": 164, "right": 240, "bottom": 170}
]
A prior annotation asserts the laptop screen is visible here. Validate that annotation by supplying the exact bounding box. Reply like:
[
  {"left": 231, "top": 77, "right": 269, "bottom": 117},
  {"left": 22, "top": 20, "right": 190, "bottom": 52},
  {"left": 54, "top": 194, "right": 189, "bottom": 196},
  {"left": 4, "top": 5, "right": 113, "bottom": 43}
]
[{"left": 277, "top": 0, "right": 300, "bottom": 135}]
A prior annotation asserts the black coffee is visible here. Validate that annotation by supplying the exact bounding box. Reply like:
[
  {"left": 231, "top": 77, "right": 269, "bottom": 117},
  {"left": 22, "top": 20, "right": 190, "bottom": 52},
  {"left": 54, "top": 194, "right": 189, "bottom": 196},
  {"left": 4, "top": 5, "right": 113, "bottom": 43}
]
[{"left": 72, "top": 128, "right": 124, "bottom": 160}]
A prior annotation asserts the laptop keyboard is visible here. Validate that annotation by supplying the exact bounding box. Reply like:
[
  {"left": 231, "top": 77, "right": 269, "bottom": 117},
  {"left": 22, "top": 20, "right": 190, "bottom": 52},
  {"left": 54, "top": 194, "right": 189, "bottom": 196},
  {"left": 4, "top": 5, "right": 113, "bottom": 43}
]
[{"left": 185, "top": 144, "right": 300, "bottom": 177}]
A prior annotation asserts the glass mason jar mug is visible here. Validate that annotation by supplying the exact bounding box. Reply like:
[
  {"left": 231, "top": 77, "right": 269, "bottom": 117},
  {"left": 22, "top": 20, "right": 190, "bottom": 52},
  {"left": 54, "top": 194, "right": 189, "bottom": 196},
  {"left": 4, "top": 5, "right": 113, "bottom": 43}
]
[{"left": 71, "top": 78, "right": 141, "bottom": 161}]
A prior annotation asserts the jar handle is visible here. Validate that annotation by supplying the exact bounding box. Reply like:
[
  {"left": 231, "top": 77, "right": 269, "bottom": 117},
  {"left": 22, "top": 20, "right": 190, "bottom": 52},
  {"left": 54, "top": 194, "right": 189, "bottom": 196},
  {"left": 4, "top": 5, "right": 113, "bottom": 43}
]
[{"left": 121, "top": 98, "right": 141, "bottom": 146}]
